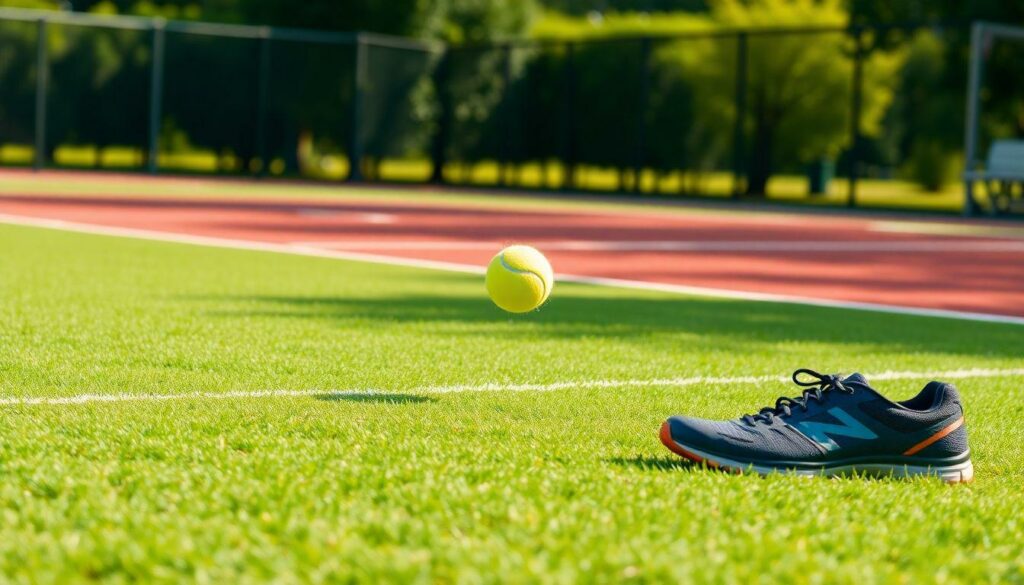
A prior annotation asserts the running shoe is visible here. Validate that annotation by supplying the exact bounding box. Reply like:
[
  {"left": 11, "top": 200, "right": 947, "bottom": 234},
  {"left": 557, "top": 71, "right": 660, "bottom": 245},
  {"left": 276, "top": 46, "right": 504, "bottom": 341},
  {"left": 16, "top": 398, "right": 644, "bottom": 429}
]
[{"left": 660, "top": 369, "right": 973, "bottom": 482}]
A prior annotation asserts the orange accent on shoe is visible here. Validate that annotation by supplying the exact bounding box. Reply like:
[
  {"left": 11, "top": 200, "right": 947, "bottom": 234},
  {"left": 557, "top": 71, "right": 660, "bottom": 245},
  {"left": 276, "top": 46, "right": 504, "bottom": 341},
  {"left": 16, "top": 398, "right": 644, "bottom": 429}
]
[
  {"left": 903, "top": 416, "right": 964, "bottom": 456},
  {"left": 659, "top": 421, "right": 722, "bottom": 469},
  {"left": 660, "top": 421, "right": 698, "bottom": 461}
]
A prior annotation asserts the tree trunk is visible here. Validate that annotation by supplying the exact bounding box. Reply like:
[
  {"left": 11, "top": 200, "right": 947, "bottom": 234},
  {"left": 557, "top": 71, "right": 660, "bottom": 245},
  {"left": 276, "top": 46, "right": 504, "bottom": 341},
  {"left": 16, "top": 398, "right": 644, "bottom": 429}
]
[
  {"left": 364, "top": 156, "right": 379, "bottom": 181},
  {"left": 745, "top": 117, "right": 774, "bottom": 197},
  {"left": 744, "top": 86, "right": 776, "bottom": 197},
  {"left": 282, "top": 127, "right": 300, "bottom": 175}
]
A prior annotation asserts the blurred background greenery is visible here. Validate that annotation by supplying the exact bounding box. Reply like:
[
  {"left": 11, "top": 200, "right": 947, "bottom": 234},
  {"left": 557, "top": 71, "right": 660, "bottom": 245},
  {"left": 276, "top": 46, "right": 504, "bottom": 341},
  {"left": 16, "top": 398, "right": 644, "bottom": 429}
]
[{"left": 0, "top": 0, "right": 1021, "bottom": 209}]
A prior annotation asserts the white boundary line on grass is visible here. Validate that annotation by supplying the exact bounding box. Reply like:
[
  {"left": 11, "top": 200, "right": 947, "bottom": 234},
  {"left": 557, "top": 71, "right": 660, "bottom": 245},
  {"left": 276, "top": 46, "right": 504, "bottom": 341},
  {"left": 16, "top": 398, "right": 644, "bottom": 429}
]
[
  {"left": 293, "top": 239, "right": 1024, "bottom": 252},
  {"left": 2, "top": 368, "right": 1023, "bottom": 406},
  {"left": 2, "top": 212, "right": 1024, "bottom": 326}
]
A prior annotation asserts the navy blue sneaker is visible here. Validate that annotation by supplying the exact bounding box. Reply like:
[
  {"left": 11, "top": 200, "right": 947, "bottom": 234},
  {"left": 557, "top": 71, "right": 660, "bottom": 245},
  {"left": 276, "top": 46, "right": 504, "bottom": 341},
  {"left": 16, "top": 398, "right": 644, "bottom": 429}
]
[{"left": 660, "top": 369, "right": 973, "bottom": 483}]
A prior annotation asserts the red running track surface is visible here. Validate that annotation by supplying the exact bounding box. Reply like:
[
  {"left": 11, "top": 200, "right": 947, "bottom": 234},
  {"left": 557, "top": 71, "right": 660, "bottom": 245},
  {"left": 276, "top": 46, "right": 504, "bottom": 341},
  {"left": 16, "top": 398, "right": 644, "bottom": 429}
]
[{"left": 1, "top": 194, "right": 1023, "bottom": 321}]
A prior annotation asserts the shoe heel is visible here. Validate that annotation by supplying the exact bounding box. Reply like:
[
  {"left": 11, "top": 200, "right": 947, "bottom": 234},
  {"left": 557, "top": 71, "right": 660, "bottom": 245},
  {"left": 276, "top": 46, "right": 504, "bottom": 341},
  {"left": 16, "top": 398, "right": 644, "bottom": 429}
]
[
  {"left": 946, "top": 463, "right": 970, "bottom": 485},
  {"left": 942, "top": 460, "right": 974, "bottom": 484}
]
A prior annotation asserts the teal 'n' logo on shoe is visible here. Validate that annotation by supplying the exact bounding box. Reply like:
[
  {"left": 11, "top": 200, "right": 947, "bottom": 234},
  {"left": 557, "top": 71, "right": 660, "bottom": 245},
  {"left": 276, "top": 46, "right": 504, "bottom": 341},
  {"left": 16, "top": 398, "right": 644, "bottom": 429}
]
[{"left": 795, "top": 407, "right": 878, "bottom": 452}]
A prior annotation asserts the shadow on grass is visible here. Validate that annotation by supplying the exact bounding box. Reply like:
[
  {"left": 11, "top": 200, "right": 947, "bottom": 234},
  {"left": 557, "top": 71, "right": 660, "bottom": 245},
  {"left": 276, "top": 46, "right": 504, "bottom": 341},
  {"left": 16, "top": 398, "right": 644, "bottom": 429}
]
[
  {"left": 191, "top": 287, "right": 1024, "bottom": 359},
  {"left": 316, "top": 392, "right": 435, "bottom": 404},
  {"left": 606, "top": 456, "right": 697, "bottom": 472}
]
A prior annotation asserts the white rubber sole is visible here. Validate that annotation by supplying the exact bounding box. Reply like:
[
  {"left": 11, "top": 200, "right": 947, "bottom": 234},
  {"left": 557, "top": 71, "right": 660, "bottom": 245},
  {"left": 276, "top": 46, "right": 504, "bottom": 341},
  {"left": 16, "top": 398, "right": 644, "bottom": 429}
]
[{"left": 660, "top": 423, "right": 974, "bottom": 483}]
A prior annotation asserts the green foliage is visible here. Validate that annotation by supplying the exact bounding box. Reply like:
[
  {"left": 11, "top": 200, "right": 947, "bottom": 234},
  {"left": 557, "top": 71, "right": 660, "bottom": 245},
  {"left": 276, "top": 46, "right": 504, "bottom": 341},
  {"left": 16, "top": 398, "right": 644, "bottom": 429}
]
[
  {"left": 0, "top": 20, "right": 38, "bottom": 144},
  {"left": 0, "top": 0, "right": 59, "bottom": 7},
  {"left": 223, "top": 0, "right": 421, "bottom": 34},
  {"left": 885, "top": 31, "right": 962, "bottom": 191},
  {"left": 540, "top": 0, "right": 708, "bottom": 16},
  {"left": 851, "top": 1, "right": 1023, "bottom": 182},
  {"left": 418, "top": 0, "right": 537, "bottom": 43},
  {"left": 6, "top": 0, "right": 1007, "bottom": 195},
  {"left": 359, "top": 48, "right": 441, "bottom": 175},
  {"left": 157, "top": 33, "right": 261, "bottom": 169},
  {"left": 849, "top": 0, "right": 1024, "bottom": 26},
  {"left": 414, "top": 1, "right": 536, "bottom": 177},
  {"left": 649, "top": 35, "right": 737, "bottom": 184},
  {"left": 48, "top": 25, "right": 152, "bottom": 155},
  {"left": 124, "top": 0, "right": 203, "bottom": 20},
  {"left": 531, "top": 9, "right": 713, "bottom": 39},
  {"left": 905, "top": 139, "right": 959, "bottom": 192},
  {"left": 978, "top": 32, "right": 1024, "bottom": 145},
  {"left": 0, "top": 14, "right": 154, "bottom": 157},
  {"left": 697, "top": 0, "right": 900, "bottom": 194},
  {"left": 442, "top": 11, "right": 716, "bottom": 177},
  {"left": 476, "top": 0, "right": 903, "bottom": 194}
]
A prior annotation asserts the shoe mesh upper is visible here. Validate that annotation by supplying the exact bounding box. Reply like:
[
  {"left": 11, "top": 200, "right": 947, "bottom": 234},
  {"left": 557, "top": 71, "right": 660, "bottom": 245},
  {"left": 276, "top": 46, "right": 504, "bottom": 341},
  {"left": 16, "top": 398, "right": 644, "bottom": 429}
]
[
  {"left": 667, "top": 375, "right": 969, "bottom": 463},
  {"left": 667, "top": 417, "right": 822, "bottom": 460},
  {"left": 856, "top": 396, "right": 960, "bottom": 433}
]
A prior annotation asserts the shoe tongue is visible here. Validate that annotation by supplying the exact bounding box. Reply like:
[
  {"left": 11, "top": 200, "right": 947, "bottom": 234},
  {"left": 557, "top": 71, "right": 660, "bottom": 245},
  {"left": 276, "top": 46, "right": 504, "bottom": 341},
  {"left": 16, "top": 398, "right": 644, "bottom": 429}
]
[{"left": 840, "top": 372, "right": 874, "bottom": 392}]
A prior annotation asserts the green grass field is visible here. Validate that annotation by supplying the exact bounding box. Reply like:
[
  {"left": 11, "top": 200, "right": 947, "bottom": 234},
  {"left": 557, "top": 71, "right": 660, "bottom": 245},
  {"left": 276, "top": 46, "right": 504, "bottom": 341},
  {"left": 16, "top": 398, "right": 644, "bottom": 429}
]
[{"left": 2, "top": 222, "right": 1024, "bottom": 583}]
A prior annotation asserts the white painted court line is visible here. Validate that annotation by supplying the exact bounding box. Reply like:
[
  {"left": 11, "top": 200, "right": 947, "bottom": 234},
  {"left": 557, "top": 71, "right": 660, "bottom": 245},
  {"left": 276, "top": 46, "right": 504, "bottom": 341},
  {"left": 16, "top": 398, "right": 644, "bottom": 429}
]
[
  {"left": 870, "top": 221, "right": 1024, "bottom": 240},
  {"left": 2, "top": 212, "right": 1024, "bottom": 326},
  {"left": 0, "top": 212, "right": 482, "bottom": 274},
  {"left": 291, "top": 239, "right": 1024, "bottom": 252},
  {"left": 2, "top": 368, "right": 1022, "bottom": 406},
  {"left": 295, "top": 209, "right": 397, "bottom": 224}
]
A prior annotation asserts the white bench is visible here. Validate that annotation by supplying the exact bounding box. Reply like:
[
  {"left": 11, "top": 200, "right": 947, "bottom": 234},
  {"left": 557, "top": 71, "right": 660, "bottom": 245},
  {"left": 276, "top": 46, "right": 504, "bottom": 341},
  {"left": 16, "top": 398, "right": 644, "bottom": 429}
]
[{"left": 964, "top": 140, "right": 1024, "bottom": 214}]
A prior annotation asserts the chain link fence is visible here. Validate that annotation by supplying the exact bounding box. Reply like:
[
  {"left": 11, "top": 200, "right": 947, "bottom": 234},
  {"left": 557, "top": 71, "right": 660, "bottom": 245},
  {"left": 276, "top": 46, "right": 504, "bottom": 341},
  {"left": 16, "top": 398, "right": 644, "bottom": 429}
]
[{"left": 2, "top": 8, "right": 1021, "bottom": 214}]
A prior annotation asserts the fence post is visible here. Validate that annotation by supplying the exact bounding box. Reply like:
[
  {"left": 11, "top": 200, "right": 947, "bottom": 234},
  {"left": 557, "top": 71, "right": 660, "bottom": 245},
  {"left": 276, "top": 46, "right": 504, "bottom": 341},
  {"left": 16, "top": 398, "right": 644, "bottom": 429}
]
[
  {"left": 255, "top": 28, "right": 271, "bottom": 177},
  {"left": 500, "top": 44, "right": 513, "bottom": 187},
  {"left": 33, "top": 18, "right": 48, "bottom": 171},
  {"left": 430, "top": 48, "right": 450, "bottom": 184},
  {"left": 962, "top": 22, "right": 985, "bottom": 216},
  {"left": 847, "top": 27, "right": 864, "bottom": 208},
  {"left": 147, "top": 20, "right": 165, "bottom": 174},
  {"left": 348, "top": 33, "right": 365, "bottom": 182},
  {"left": 732, "top": 32, "right": 748, "bottom": 197},
  {"left": 563, "top": 42, "right": 577, "bottom": 190},
  {"left": 634, "top": 37, "right": 652, "bottom": 193}
]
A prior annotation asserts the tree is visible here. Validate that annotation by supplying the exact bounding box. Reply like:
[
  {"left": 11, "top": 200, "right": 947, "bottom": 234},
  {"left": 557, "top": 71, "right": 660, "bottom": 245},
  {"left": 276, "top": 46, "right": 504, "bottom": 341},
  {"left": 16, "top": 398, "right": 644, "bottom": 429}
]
[
  {"left": 848, "top": 0, "right": 1024, "bottom": 27},
  {"left": 237, "top": 0, "right": 534, "bottom": 178},
  {"left": 849, "top": 0, "right": 1024, "bottom": 191},
  {"left": 423, "top": 0, "right": 536, "bottom": 180},
  {"left": 417, "top": 0, "right": 536, "bottom": 43},
  {"left": 883, "top": 31, "right": 962, "bottom": 191},
  {"left": 510, "top": 3, "right": 902, "bottom": 195},
  {"left": 231, "top": 0, "right": 420, "bottom": 34},
  {"left": 47, "top": 24, "right": 152, "bottom": 165},
  {"left": 693, "top": 0, "right": 901, "bottom": 195},
  {"left": 0, "top": 19, "right": 40, "bottom": 149},
  {"left": 646, "top": 35, "right": 736, "bottom": 192}
]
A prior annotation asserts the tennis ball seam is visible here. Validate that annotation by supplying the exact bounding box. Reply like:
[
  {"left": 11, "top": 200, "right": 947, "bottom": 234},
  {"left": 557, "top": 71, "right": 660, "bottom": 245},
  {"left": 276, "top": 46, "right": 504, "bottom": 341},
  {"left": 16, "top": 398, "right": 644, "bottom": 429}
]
[{"left": 498, "top": 252, "right": 548, "bottom": 299}]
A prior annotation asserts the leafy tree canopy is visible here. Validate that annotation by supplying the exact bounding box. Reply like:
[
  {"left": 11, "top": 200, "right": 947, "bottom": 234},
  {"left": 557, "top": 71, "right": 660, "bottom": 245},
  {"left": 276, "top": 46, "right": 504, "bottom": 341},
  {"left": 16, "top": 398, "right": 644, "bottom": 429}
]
[
  {"left": 55, "top": 0, "right": 537, "bottom": 41},
  {"left": 848, "top": 0, "right": 1024, "bottom": 26}
]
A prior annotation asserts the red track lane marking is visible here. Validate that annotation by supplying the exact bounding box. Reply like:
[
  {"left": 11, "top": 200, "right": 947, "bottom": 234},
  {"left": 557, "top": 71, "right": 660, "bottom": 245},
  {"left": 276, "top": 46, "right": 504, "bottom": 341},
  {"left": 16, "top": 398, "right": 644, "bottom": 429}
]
[{"left": 1, "top": 194, "right": 1023, "bottom": 322}]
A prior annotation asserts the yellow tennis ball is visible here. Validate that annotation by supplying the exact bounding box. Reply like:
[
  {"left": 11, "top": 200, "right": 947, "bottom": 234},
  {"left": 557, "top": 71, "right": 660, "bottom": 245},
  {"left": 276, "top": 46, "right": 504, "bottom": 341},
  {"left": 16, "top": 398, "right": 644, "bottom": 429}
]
[{"left": 485, "top": 245, "right": 554, "bottom": 313}]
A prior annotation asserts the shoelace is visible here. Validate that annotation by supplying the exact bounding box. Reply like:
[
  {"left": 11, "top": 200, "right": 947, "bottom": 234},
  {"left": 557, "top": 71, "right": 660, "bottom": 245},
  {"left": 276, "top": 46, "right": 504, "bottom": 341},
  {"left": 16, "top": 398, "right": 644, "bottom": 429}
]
[{"left": 742, "top": 368, "right": 855, "bottom": 425}]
